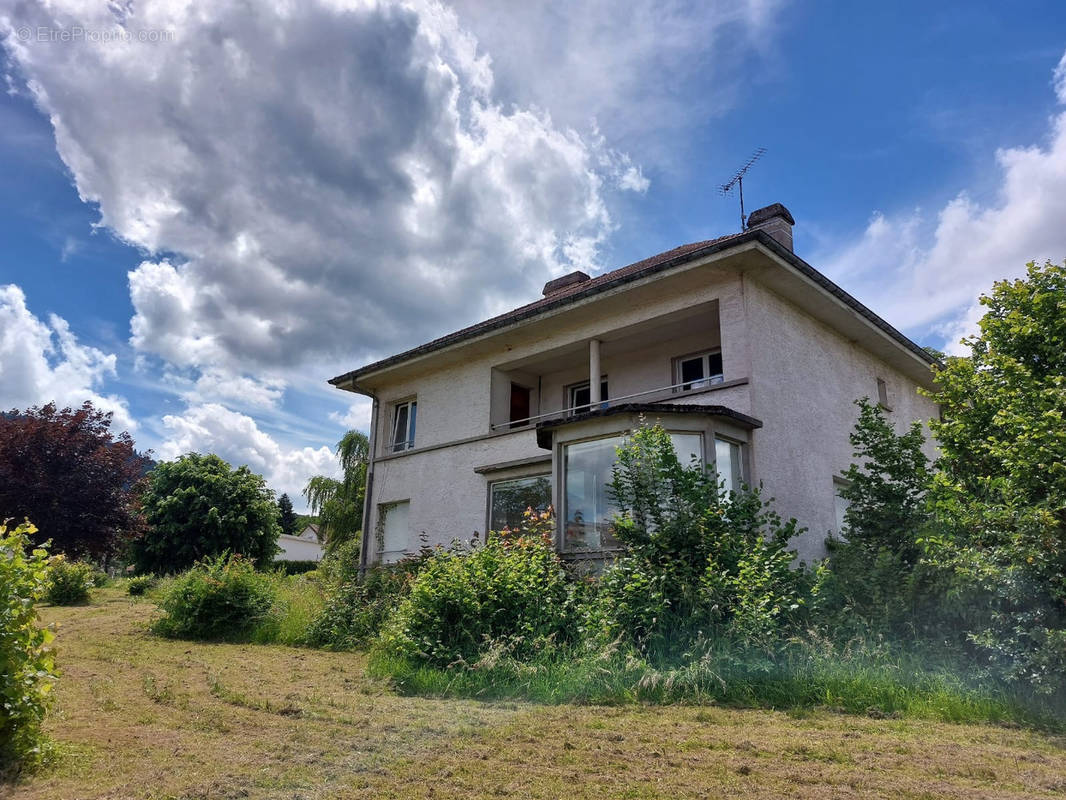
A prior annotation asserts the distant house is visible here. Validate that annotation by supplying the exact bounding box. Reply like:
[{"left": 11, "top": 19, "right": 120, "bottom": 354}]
[
  {"left": 329, "top": 204, "right": 939, "bottom": 568},
  {"left": 276, "top": 524, "right": 324, "bottom": 562}
]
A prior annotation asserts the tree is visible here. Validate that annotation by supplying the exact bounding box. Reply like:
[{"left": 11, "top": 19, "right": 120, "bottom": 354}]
[
  {"left": 131, "top": 453, "right": 279, "bottom": 574},
  {"left": 303, "top": 430, "right": 368, "bottom": 552},
  {"left": 0, "top": 402, "right": 150, "bottom": 561},
  {"left": 277, "top": 493, "right": 298, "bottom": 538},
  {"left": 922, "top": 261, "right": 1066, "bottom": 686}
]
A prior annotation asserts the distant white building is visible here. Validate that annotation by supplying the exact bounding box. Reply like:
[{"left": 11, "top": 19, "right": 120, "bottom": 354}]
[{"left": 276, "top": 524, "right": 324, "bottom": 562}]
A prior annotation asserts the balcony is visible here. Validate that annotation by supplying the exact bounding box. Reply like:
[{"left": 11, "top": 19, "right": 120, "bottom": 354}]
[{"left": 488, "top": 299, "right": 726, "bottom": 432}]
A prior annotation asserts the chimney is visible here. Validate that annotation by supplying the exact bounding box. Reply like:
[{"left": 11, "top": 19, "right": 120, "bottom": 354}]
[
  {"left": 746, "top": 203, "right": 795, "bottom": 252},
  {"left": 542, "top": 270, "right": 591, "bottom": 297}
]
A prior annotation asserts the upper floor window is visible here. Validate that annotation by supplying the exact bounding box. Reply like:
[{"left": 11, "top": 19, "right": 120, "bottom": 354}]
[
  {"left": 390, "top": 400, "right": 417, "bottom": 452},
  {"left": 675, "top": 350, "right": 724, "bottom": 391},
  {"left": 567, "top": 378, "right": 608, "bottom": 413},
  {"left": 876, "top": 377, "right": 892, "bottom": 411}
]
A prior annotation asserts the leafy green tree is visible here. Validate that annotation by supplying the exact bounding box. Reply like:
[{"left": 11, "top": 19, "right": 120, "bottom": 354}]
[
  {"left": 131, "top": 453, "right": 279, "bottom": 574},
  {"left": 814, "top": 399, "right": 938, "bottom": 637},
  {"left": 591, "top": 423, "right": 804, "bottom": 655},
  {"left": 303, "top": 431, "right": 368, "bottom": 552},
  {"left": 276, "top": 493, "right": 298, "bottom": 538},
  {"left": 923, "top": 260, "right": 1066, "bottom": 688}
]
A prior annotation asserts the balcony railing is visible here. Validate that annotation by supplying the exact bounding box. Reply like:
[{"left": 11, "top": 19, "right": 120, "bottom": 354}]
[{"left": 490, "top": 375, "right": 724, "bottom": 431}]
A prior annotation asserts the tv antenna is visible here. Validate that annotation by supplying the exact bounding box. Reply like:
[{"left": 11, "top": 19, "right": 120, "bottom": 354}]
[{"left": 719, "top": 147, "right": 766, "bottom": 231}]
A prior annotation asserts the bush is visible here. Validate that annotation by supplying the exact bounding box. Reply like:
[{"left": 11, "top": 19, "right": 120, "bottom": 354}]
[
  {"left": 379, "top": 513, "right": 575, "bottom": 667},
  {"left": 43, "top": 556, "right": 95, "bottom": 605},
  {"left": 131, "top": 453, "right": 280, "bottom": 574},
  {"left": 0, "top": 522, "right": 57, "bottom": 775},
  {"left": 306, "top": 560, "right": 417, "bottom": 650},
  {"left": 126, "top": 574, "right": 157, "bottom": 596},
  {"left": 152, "top": 554, "right": 276, "bottom": 640},
  {"left": 272, "top": 560, "right": 320, "bottom": 576},
  {"left": 585, "top": 423, "right": 806, "bottom": 656}
]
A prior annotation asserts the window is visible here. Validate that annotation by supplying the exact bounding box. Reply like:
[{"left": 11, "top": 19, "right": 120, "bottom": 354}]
[
  {"left": 390, "top": 400, "right": 417, "bottom": 452},
  {"left": 833, "top": 479, "right": 851, "bottom": 535},
  {"left": 378, "top": 501, "right": 410, "bottom": 563},
  {"left": 567, "top": 378, "right": 608, "bottom": 412},
  {"left": 876, "top": 377, "right": 891, "bottom": 411},
  {"left": 489, "top": 475, "right": 552, "bottom": 531},
  {"left": 713, "top": 437, "right": 744, "bottom": 495},
  {"left": 675, "top": 351, "right": 724, "bottom": 391},
  {"left": 509, "top": 383, "right": 531, "bottom": 427},
  {"left": 564, "top": 432, "right": 702, "bottom": 552}
]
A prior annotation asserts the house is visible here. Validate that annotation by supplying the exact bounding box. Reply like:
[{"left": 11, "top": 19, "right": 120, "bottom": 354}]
[
  {"left": 329, "top": 204, "right": 939, "bottom": 568},
  {"left": 276, "top": 524, "right": 324, "bottom": 562}
]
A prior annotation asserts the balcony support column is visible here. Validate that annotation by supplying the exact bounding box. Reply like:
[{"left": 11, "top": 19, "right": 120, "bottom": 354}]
[{"left": 589, "top": 338, "right": 601, "bottom": 405}]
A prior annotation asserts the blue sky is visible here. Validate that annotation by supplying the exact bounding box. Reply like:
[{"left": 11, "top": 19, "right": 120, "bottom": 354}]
[{"left": 2, "top": 1, "right": 1065, "bottom": 505}]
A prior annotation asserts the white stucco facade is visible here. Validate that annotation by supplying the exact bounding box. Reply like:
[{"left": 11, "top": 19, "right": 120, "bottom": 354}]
[{"left": 332, "top": 210, "right": 939, "bottom": 567}]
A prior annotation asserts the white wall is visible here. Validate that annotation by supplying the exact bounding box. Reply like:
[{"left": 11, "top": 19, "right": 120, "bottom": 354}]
[
  {"left": 276, "top": 534, "right": 324, "bottom": 562},
  {"left": 743, "top": 276, "right": 940, "bottom": 563}
]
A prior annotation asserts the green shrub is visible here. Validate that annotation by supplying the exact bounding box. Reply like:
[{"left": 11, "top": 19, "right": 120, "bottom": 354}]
[
  {"left": 306, "top": 560, "right": 417, "bottom": 650},
  {"left": 126, "top": 574, "right": 158, "bottom": 596},
  {"left": 0, "top": 522, "right": 58, "bottom": 775},
  {"left": 43, "top": 556, "right": 95, "bottom": 605},
  {"left": 585, "top": 423, "right": 806, "bottom": 656},
  {"left": 152, "top": 553, "right": 276, "bottom": 640},
  {"left": 379, "top": 515, "right": 574, "bottom": 667},
  {"left": 271, "top": 559, "right": 320, "bottom": 576}
]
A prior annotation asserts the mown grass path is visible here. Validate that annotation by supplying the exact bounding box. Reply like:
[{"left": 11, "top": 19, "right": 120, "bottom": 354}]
[{"left": 13, "top": 589, "right": 1066, "bottom": 799}]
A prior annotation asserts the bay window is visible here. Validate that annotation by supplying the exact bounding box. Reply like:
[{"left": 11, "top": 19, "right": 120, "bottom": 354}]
[{"left": 563, "top": 432, "right": 703, "bottom": 552}]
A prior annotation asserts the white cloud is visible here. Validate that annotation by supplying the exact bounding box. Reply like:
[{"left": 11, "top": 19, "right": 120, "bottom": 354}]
[
  {"left": 819, "top": 50, "right": 1066, "bottom": 352},
  {"left": 1, "top": 0, "right": 661, "bottom": 383},
  {"left": 445, "top": 0, "right": 785, "bottom": 163},
  {"left": 159, "top": 404, "right": 340, "bottom": 502},
  {"left": 328, "top": 396, "right": 374, "bottom": 431},
  {"left": 0, "top": 284, "right": 136, "bottom": 431}
]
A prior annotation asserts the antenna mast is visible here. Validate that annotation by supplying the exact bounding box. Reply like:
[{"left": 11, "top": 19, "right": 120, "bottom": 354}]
[{"left": 719, "top": 147, "right": 766, "bottom": 231}]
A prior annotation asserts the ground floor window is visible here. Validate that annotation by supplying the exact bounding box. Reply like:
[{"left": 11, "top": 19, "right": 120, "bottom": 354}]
[
  {"left": 713, "top": 437, "right": 744, "bottom": 495},
  {"left": 563, "top": 432, "right": 703, "bottom": 552},
  {"left": 378, "top": 500, "right": 410, "bottom": 563},
  {"left": 489, "top": 475, "right": 551, "bottom": 532}
]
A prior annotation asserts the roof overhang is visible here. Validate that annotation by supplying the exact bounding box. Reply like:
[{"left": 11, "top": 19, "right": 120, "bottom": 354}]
[{"left": 330, "top": 230, "right": 939, "bottom": 393}]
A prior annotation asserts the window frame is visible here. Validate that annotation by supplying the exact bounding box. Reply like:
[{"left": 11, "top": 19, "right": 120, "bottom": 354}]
[
  {"left": 487, "top": 473, "right": 552, "bottom": 534},
  {"left": 673, "top": 348, "right": 724, "bottom": 392},
  {"left": 876, "top": 377, "right": 892, "bottom": 411},
  {"left": 566, "top": 376, "right": 609, "bottom": 414},
  {"left": 712, "top": 434, "right": 746, "bottom": 496},
  {"left": 388, "top": 398, "right": 417, "bottom": 453},
  {"left": 561, "top": 429, "right": 704, "bottom": 554}
]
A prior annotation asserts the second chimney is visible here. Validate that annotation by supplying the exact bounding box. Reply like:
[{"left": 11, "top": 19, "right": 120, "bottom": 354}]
[{"left": 746, "top": 203, "right": 795, "bottom": 252}]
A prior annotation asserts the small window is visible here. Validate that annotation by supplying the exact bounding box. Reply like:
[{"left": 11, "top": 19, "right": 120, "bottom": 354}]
[
  {"left": 675, "top": 351, "right": 724, "bottom": 391},
  {"left": 567, "top": 378, "right": 608, "bottom": 412},
  {"left": 713, "top": 437, "right": 744, "bottom": 495},
  {"left": 833, "top": 479, "right": 851, "bottom": 535},
  {"left": 378, "top": 500, "right": 410, "bottom": 564},
  {"left": 489, "top": 475, "right": 552, "bottom": 532},
  {"left": 876, "top": 378, "right": 891, "bottom": 411},
  {"left": 509, "top": 383, "right": 531, "bottom": 428},
  {"left": 390, "top": 400, "right": 417, "bottom": 452}
]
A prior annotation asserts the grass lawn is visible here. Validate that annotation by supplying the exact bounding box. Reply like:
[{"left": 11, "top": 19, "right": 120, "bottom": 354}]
[{"left": 12, "top": 588, "right": 1066, "bottom": 799}]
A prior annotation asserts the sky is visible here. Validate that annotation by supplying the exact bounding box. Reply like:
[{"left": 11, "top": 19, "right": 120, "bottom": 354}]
[{"left": 1, "top": 1, "right": 1065, "bottom": 507}]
